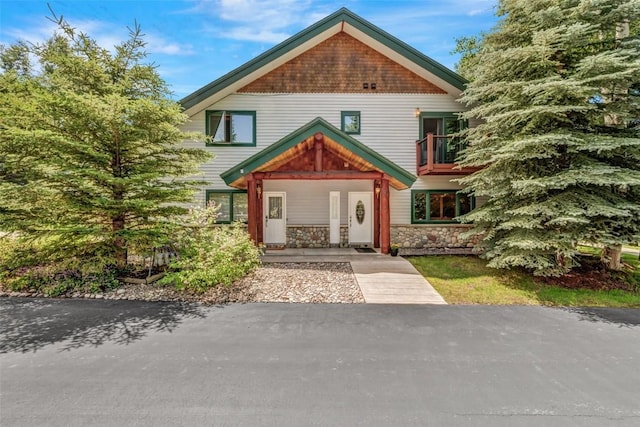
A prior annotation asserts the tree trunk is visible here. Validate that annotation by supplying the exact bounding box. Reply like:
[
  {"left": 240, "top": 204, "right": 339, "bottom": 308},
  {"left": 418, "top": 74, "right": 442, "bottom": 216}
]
[
  {"left": 602, "top": 244, "right": 623, "bottom": 270},
  {"left": 112, "top": 215, "right": 127, "bottom": 269},
  {"left": 601, "top": 21, "right": 629, "bottom": 271}
]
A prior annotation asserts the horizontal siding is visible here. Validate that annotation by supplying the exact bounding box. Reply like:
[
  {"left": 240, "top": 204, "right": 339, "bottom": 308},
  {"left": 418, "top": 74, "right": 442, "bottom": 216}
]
[
  {"left": 264, "top": 180, "right": 371, "bottom": 225},
  {"left": 183, "top": 93, "right": 468, "bottom": 224}
]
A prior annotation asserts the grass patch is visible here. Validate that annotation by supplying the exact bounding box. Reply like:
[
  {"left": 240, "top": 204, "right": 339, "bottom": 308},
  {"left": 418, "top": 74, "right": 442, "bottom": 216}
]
[{"left": 408, "top": 255, "right": 640, "bottom": 307}]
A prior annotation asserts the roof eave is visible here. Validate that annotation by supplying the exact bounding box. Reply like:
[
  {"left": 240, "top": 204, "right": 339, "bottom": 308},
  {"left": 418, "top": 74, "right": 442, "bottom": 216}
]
[
  {"left": 179, "top": 8, "right": 467, "bottom": 112},
  {"left": 220, "top": 117, "right": 416, "bottom": 190}
]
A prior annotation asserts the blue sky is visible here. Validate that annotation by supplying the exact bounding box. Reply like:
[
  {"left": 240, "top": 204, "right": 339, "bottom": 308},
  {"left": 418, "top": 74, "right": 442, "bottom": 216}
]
[{"left": 0, "top": 0, "right": 498, "bottom": 100}]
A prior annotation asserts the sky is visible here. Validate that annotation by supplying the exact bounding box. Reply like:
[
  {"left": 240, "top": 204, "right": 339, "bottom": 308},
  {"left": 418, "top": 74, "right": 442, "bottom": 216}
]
[{"left": 0, "top": 0, "right": 499, "bottom": 100}]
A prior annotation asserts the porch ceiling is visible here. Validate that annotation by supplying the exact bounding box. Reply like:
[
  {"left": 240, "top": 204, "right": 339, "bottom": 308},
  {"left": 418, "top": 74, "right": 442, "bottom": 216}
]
[{"left": 220, "top": 117, "right": 416, "bottom": 190}]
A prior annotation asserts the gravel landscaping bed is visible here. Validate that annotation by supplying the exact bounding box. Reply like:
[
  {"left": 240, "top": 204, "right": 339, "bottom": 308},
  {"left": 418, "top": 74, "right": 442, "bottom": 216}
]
[{"left": 0, "top": 262, "right": 364, "bottom": 304}]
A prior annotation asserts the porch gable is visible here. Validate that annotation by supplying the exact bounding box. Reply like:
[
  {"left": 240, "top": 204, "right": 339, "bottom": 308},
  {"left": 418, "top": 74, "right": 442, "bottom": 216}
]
[{"left": 220, "top": 117, "right": 416, "bottom": 190}]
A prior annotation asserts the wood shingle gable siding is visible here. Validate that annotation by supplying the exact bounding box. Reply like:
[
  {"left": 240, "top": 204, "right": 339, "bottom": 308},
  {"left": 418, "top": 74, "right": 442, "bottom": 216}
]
[{"left": 238, "top": 32, "right": 446, "bottom": 94}]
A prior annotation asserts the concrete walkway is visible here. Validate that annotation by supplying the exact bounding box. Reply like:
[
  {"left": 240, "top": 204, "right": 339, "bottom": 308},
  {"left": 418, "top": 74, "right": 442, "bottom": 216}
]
[{"left": 262, "top": 248, "right": 446, "bottom": 304}]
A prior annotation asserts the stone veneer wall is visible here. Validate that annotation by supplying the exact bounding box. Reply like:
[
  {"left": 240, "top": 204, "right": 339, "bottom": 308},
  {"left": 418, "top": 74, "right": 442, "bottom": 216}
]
[
  {"left": 391, "top": 224, "right": 479, "bottom": 255},
  {"left": 286, "top": 225, "right": 349, "bottom": 248},
  {"left": 283, "top": 224, "right": 479, "bottom": 252}
]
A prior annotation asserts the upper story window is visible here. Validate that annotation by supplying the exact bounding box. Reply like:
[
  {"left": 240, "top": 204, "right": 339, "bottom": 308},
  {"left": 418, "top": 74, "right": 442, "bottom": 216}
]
[
  {"left": 417, "top": 112, "right": 468, "bottom": 167},
  {"left": 206, "top": 110, "right": 256, "bottom": 146},
  {"left": 341, "top": 111, "right": 361, "bottom": 135},
  {"left": 420, "top": 112, "right": 466, "bottom": 139}
]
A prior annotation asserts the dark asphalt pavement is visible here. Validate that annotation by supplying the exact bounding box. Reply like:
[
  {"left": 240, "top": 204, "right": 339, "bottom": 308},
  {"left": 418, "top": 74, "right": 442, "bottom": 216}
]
[{"left": 1, "top": 298, "right": 639, "bottom": 426}]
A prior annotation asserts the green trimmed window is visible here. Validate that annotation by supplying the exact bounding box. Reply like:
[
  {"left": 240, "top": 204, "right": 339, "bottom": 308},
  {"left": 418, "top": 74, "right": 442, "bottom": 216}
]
[
  {"left": 205, "top": 190, "right": 248, "bottom": 223},
  {"left": 412, "top": 190, "right": 474, "bottom": 223},
  {"left": 419, "top": 112, "right": 467, "bottom": 138},
  {"left": 206, "top": 111, "right": 256, "bottom": 146},
  {"left": 418, "top": 112, "right": 468, "bottom": 165},
  {"left": 341, "top": 111, "right": 361, "bottom": 135}
]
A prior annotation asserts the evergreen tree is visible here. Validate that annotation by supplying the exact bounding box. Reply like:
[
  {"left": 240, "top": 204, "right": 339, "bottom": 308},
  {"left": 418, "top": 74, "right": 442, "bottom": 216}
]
[
  {"left": 0, "top": 12, "right": 210, "bottom": 269},
  {"left": 457, "top": 0, "right": 640, "bottom": 275},
  {"left": 452, "top": 35, "right": 483, "bottom": 80}
]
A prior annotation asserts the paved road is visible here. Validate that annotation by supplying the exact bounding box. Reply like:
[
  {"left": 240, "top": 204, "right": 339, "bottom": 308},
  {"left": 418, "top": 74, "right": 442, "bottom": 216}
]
[{"left": 1, "top": 299, "right": 639, "bottom": 426}]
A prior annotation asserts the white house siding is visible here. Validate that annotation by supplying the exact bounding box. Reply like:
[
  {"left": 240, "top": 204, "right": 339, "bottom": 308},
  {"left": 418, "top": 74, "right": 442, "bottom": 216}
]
[
  {"left": 182, "top": 92, "right": 466, "bottom": 224},
  {"left": 263, "top": 180, "right": 372, "bottom": 225}
]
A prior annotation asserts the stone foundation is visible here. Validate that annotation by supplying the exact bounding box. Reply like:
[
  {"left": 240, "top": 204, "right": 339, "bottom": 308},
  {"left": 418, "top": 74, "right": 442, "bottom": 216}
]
[
  {"left": 272, "top": 224, "right": 479, "bottom": 252},
  {"left": 391, "top": 224, "right": 479, "bottom": 255},
  {"left": 286, "top": 225, "right": 349, "bottom": 248}
]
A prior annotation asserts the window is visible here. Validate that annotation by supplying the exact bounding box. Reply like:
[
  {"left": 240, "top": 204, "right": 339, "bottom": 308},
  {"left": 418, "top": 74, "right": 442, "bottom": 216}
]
[
  {"left": 206, "top": 111, "right": 256, "bottom": 146},
  {"left": 419, "top": 112, "right": 466, "bottom": 138},
  {"left": 419, "top": 112, "right": 468, "bottom": 164},
  {"left": 205, "top": 190, "right": 248, "bottom": 223},
  {"left": 341, "top": 111, "right": 361, "bottom": 135},
  {"left": 412, "top": 190, "right": 474, "bottom": 223}
]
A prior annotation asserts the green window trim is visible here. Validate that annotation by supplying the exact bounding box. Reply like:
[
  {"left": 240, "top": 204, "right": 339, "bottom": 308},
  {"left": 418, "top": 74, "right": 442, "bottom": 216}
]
[
  {"left": 341, "top": 111, "right": 361, "bottom": 135},
  {"left": 205, "top": 110, "right": 256, "bottom": 146},
  {"left": 205, "top": 190, "right": 249, "bottom": 223},
  {"left": 418, "top": 112, "right": 467, "bottom": 138},
  {"left": 411, "top": 189, "right": 475, "bottom": 224}
]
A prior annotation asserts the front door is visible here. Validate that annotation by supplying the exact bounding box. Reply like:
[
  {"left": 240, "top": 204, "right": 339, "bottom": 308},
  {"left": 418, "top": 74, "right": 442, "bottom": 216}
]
[
  {"left": 348, "top": 192, "right": 373, "bottom": 246},
  {"left": 264, "top": 192, "right": 286, "bottom": 244}
]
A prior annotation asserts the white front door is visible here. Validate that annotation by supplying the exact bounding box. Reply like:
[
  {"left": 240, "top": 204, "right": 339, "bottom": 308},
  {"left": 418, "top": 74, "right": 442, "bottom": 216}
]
[
  {"left": 264, "top": 192, "right": 286, "bottom": 244},
  {"left": 348, "top": 192, "right": 373, "bottom": 246}
]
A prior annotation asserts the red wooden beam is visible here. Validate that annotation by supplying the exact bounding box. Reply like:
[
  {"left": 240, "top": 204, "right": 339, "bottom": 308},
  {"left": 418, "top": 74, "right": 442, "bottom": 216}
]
[
  {"left": 373, "top": 179, "right": 380, "bottom": 249},
  {"left": 256, "top": 178, "right": 263, "bottom": 245},
  {"left": 417, "top": 164, "right": 482, "bottom": 176},
  {"left": 314, "top": 133, "right": 323, "bottom": 172},
  {"left": 247, "top": 177, "right": 258, "bottom": 244},
  {"left": 426, "top": 133, "right": 434, "bottom": 172},
  {"left": 254, "top": 171, "right": 383, "bottom": 180},
  {"left": 415, "top": 139, "right": 421, "bottom": 174},
  {"left": 380, "top": 178, "right": 390, "bottom": 254}
]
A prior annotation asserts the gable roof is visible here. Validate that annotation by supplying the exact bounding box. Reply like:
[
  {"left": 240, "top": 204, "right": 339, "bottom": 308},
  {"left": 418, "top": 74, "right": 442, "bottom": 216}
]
[
  {"left": 238, "top": 31, "right": 448, "bottom": 94},
  {"left": 220, "top": 117, "right": 417, "bottom": 190},
  {"left": 180, "top": 8, "right": 467, "bottom": 112}
]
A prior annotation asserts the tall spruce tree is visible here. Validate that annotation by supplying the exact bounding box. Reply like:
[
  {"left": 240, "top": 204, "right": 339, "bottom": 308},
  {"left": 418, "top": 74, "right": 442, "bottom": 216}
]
[
  {"left": 457, "top": 0, "right": 640, "bottom": 275},
  {"left": 0, "top": 13, "right": 210, "bottom": 269}
]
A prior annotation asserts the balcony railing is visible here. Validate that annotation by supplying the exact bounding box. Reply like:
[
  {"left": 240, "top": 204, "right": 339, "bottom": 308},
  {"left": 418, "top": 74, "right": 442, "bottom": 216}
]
[{"left": 415, "top": 134, "right": 478, "bottom": 175}]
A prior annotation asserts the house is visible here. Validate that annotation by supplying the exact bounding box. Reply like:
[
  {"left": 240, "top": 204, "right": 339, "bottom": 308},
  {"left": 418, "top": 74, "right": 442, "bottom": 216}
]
[{"left": 179, "top": 8, "right": 478, "bottom": 254}]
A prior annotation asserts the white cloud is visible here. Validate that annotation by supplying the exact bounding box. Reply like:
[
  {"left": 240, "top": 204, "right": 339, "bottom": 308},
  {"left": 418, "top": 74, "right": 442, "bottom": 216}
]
[
  {"left": 223, "top": 27, "right": 290, "bottom": 43},
  {"left": 186, "top": 0, "right": 318, "bottom": 44},
  {"left": 145, "top": 34, "right": 195, "bottom": 56},
  {"left": 1, "top": 16, "right": 193, "bottom": 56}
]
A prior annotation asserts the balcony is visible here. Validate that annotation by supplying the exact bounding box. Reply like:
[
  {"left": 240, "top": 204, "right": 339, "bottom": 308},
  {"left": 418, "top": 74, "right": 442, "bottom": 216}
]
[{"left": 415, "top": 134, "right": 480, "bottom": 176}]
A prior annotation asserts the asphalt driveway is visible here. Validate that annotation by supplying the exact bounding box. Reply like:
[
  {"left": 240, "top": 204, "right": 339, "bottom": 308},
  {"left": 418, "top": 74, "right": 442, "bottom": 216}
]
[{"left": 1, "top": 299, "right": 639, "bottom": 426}]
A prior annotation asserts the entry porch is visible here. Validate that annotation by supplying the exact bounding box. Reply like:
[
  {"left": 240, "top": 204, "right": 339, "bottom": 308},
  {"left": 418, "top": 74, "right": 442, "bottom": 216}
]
[{"left": 220, "top": 118, "right": 416, "bottom": 254}]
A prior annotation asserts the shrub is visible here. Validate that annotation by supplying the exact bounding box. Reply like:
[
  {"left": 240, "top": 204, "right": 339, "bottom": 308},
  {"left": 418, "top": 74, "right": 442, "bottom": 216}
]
[
  {"left": 0, "top": 234, "right": 120, "bottom": 295},
  {"left": 159, "top": 205, "right": 261, "bottom": 293}
]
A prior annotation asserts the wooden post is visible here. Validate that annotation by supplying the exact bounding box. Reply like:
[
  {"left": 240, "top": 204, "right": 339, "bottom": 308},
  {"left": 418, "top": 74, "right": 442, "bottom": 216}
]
[
  {"left": 427, "top": 133, "right": 434, "bottom": 172},
  {"left": 380, "top": 178, "right": 390, "bottom": 254},
  {"left": 314, "top": 132, "right": 323, "bottom": 172},
  {"left": 415, "top": 140, "right": 421, "bottom": 173},
  {"left": 247, "top": 177, "right": 258, "bottom": 244},
  {"left": 373, "top": 179, "right": 380, "bottom": 249},
  {"left": 256, "top": 179, "right": 263, "bottom": 245}
]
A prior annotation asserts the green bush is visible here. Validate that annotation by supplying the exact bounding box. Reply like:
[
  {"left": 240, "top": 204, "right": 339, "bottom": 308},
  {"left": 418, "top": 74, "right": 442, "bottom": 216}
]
[
  {"left": 3, "top": 264, "right": 120, "bottom": 296},
  {"left": 0, "top": 234, "right": 120, "bottom": 295},
  {"left": 159, "top": 205, "right": 261, "bottom": 293}
]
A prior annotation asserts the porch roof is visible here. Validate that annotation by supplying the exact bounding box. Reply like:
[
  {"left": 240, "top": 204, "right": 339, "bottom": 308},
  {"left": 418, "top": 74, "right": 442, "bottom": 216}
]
[{"left": 220, "top": 117, "right": 416, "bottom": 190}]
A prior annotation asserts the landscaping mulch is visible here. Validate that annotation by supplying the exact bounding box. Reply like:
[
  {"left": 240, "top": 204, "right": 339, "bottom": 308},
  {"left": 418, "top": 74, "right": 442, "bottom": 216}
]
[
  {"left": 538, "top": 257, "right": 637, "bottom": 292},
  {"left": 0, "top": 262, "right": 364, "bottom": 304}
]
